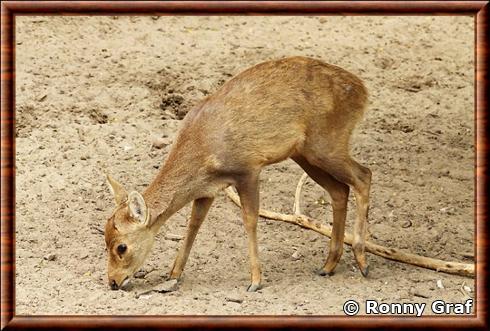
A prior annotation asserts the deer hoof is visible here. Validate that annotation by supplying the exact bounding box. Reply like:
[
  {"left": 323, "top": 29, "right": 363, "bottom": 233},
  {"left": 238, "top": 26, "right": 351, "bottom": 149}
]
[
  {"left": 360, "top": 265, "right": 369, "bottom": 277},
  {"left": 315, "top": 268, "right": 334, "bottom": 277},
  {"left": 247, "top": 284, "right": 262, "bottom": 292}
]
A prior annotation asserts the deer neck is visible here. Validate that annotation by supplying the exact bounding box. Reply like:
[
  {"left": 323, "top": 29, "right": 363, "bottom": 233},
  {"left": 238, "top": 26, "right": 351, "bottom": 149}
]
[{"left": 142, "top": 144, "right": 205, "bottom": 233}]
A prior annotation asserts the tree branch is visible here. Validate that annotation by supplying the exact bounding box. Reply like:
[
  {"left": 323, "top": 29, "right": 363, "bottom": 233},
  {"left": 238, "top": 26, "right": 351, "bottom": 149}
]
[{"left": 225, "top": 186, "right": 474, "bottom": 277}]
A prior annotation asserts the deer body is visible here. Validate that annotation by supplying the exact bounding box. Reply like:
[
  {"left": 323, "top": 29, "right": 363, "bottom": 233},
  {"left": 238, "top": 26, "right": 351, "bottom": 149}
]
[{"left": 105, "top": 56, "right": 371, "bottom": 292}]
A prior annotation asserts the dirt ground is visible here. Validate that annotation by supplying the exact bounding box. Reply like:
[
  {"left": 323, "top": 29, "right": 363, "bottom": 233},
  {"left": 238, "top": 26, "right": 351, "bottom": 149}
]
[{"left": 15, "top": 16, "right": 474, "bottom": 315}]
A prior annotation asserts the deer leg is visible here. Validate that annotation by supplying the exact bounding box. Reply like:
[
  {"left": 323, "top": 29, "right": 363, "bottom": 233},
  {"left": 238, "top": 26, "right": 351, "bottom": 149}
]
[
  {"left": 305, "top": 153, "right": 371, "bottom": 277},
  {"left": 169, "top": 197, "right": 214, "bottom": 280},
  {"left": 349, "top": 161, "right": 372, "bottom": 277},
  {"left": 293, "top": 156, "right": 349, "bottom": 276},
  {"left": 235, "top": 173, "right": 262, "bottom": 292}
]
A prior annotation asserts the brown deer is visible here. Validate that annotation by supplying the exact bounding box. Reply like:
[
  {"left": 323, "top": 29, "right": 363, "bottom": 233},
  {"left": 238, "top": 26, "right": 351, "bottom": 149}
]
[{"left": 105, "top": 56, "right": 371, "bottom": 292}]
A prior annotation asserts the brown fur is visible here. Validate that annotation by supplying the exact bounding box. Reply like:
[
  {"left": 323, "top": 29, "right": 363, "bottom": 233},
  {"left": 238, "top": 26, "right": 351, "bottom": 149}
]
[{"left": 105, "top": 56, "right": 371, "bottom": 291}]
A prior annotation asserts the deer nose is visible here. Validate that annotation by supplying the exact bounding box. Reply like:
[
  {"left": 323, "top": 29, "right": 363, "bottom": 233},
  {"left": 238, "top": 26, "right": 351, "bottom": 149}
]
[{"left": 110, "top": 279, "right": 119, "bottom": 290}]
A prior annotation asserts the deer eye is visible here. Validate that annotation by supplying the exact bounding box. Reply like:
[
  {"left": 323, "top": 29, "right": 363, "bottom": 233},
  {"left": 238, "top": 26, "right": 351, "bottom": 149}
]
[{"left": 117, "top": 244, "right": 127, "bottom": 255}]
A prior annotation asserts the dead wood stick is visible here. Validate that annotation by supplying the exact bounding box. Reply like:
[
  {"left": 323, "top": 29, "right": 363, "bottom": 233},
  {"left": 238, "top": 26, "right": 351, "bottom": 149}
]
[
  {"left": 293, "top": 173, "right": 308, "bottom": 215},
  {"left": 225, "top": 187, "right": 474, "bottom": 277}
]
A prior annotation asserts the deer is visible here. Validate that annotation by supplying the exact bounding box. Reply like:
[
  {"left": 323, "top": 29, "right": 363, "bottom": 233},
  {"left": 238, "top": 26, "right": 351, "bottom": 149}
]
[{"left": 104, "top": 56, "right": 371, "bottom": 292}]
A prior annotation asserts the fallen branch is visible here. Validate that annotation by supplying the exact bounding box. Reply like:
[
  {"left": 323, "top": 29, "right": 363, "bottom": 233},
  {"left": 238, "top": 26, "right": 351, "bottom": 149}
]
[
  {"left": 224, "top": 187, "right": 474, "bottom": 277},
  {"left": 293, "top": 173, "right": 308, "bottom": 215}
]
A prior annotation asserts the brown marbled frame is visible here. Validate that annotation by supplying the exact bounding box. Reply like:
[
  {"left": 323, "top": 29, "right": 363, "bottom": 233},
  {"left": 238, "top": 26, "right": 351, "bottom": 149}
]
[{"left": 1, "top": 1, "right": 488, "bottom": 330}]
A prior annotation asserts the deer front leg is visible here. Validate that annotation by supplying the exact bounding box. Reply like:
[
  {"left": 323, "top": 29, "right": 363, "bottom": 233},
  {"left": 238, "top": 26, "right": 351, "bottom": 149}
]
[
  {"left": 169, "top": 197, "right": 214, "bottom": 280},
  {"left": 235, "top": 174, "right": 262, "bottom": 292}
]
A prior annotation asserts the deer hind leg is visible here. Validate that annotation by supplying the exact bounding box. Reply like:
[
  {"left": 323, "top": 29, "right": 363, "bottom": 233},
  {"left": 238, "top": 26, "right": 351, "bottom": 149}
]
[
  {"left": 293, "top": 156, "right": 349, "bottom": 276},
  {"left": 304, "top": 152, "right": 371, "bottom": 277},
  {"left": 349, "top": 161, "right": 372, "bottom": 277},
  {"left": 235, "top": 173, "right": 262, "bottom": 292},
  {"left": 169, "top": 197, "right": 214, "bottom": 280}
]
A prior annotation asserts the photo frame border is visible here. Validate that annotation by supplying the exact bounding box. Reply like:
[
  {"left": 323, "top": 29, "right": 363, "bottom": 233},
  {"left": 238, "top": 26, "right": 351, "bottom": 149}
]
[{"left": 1, "top": 1, "right": 488, "bottom": 329}]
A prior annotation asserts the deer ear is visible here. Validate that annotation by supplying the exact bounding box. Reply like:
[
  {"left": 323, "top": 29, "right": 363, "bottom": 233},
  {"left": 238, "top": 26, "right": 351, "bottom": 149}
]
[
  {"left": 106, "top": 174, "right": 128, "bottom": 206},
  {"left": 128, "top": 191, "right": 149, "bottom": 225}
]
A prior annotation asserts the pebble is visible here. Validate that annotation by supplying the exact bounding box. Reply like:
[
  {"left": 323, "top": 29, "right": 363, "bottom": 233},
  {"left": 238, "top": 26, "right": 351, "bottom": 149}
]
[
  {"left": 152, "top": 136, "right": 172, "bottom": 149},
  {"left": 401, "top": 220, "right": 412, "bottom": 228},
  {"left": 135, "top": 279, "right": 179, "bottom": 299},
  {"left": 225, "top": 295, "right": 244, "bottom": 304},
  {"left": 154, "top": 279, "right": 179, "bottom": 293},
  {"left": 165, "top": 233, "right": 184, "bottom": 241},
  {"left": 291, "top": 251, "right": 301, "bottom": 261},
  {"left": 436, "top": 279, "right": 444, "bottom": 289},
  {"left": 410, "top": 287, "right": 430, "bottom": 298},
  {"left": 44, "top": 253, "right": 56, "bottom": 261}
]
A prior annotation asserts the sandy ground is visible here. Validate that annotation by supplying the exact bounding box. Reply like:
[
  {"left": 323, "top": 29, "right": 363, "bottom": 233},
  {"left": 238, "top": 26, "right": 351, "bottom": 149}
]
[{"left": 15, "top": 16, "right": 474, "bottom": 315}]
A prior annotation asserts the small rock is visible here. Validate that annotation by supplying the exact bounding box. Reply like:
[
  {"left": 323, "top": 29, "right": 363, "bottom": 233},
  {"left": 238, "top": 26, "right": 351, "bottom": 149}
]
[
  {"left": 154, "top": 279, "right": 179, "bottom": 293},
  {"left": 176, "top": 108, "right": 187, "bottom": 120},
  {"left": 152, "top": 136, "right": 172, "bottom": 149},
  {"left": 136, "top": 279, "right": 179, "bottom": 298},
  {"left": 401, "top": 220, "right": 412, "bottom": 228},
  {"left": 135, "top": 291, "right": 151, "bottom": 299},
  {"left": 410, "top": 287, "right": 430, "bottom": 298},
  {"left": 439, "top": 170, "right": 450, "bottom": 177},
  {"left": 165, "top": 233, "right": 183, "bottom": 241},
  {"left": 138, "top": 293, "right": 153, "bottom": 300},
  {"left": 44, "top": 253, "right": 56, "bottom": 261},
  {"left": 436, "top": 279, "right": 444, "bottom": 289},
  {"left": 463, "top": 285, "right": 472, "bottom": 293},
  {"left": 291, "top": 251, "right": 301, "bottom": 261},
  {"left": 134, "top": 270, "right": 147, "bottom": 279},
  {"left": 225, "top": 295, "right": 243, "bottom": 304}
]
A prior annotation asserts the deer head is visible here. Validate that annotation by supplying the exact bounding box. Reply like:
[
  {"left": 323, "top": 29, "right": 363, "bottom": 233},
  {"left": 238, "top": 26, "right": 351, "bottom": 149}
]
[{"left": 104, "top": 175, "right": 156, "bottom": 290}]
